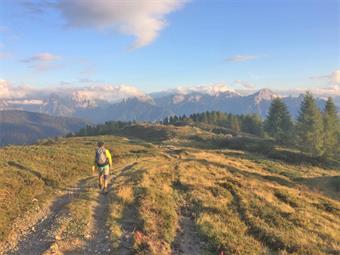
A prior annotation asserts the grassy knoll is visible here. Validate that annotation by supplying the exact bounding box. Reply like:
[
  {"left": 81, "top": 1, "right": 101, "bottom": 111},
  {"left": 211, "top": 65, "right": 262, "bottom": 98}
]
[
  {"left": 0, "top": 136, "right": 140, "bottom": 242},
  {"left": 0, "top": 124, "right": 339, "bottom": 254}
]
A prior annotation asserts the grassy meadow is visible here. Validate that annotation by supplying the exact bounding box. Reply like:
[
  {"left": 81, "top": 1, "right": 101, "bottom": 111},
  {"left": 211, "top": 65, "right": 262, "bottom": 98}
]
[{"left": 0, "top": 124, "right": 339, "bottom": 254}]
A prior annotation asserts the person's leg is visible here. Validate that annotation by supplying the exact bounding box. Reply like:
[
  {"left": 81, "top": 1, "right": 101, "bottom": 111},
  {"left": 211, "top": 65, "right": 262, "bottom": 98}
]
[
  {"left": 98, "top": 173, "right": 102, "bottom": 189},
  {"left": 103, "top": 174, "right": 108, "bottom": 192},
  {"left": 98, "top": 167, "right": 105, "bottom": 190},
  {"left": 103, "top": 165, "right": 110, "bottom": 192}
]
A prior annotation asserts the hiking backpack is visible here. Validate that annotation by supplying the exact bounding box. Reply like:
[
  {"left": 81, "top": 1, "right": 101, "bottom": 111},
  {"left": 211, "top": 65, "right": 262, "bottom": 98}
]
[{"left": 96, "top": 147, "right": 109, "bottom": 167}]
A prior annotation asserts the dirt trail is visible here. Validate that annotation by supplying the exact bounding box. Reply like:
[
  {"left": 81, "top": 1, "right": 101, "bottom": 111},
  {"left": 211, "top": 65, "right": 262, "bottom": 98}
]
[
  {"left": 117, "top": 203, "right": 138, "bottom": 255},
  {"left": 3, "top": 177, "right": 93, "bottom": 255},
  {"left": 171, "top": 160, "right": 205, "bottom": 255},
  {"left": 84, "top": 177, "right": 114, "bottom": 254},
  {"left": 62, "top": 162, "right": 138, "bottom": 254},
  {"left": 172, "top": 204, "right": 204, "bottom": 255}
]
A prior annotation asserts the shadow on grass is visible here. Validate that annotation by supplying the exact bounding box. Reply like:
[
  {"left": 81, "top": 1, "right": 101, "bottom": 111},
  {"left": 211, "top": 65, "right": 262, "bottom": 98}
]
[
  {"left": 182, "top": 158, "right": 296, "bottom": 188},
  {"left": 7, "top": 160, "right": 58, "bottom": 187},
  {"left": 297, "top": 175, "right": 340, "bottom": 201},
  {"left": 115, "top": 166, "right": 146, "bottom": 254},
  {"left": 8, "top": 177, "right": 94, "bottom": 255}
]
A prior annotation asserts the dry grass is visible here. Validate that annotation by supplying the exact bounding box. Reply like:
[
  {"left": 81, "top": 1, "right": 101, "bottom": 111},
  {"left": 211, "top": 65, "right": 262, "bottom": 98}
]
[{"left": 1, "top": 125, "right": 339, "bottom": 254}]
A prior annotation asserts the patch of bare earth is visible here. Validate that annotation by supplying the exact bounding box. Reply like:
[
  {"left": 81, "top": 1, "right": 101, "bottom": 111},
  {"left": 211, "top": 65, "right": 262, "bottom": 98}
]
[
  {"left": 85, "top": 188, "right": 113, "bottom": 254},
  {"left": 0, "top": 178, "right": 92, "bottom": 255},
  {"left": 172, "top": 204, "right": 205, "bottom": 255}
]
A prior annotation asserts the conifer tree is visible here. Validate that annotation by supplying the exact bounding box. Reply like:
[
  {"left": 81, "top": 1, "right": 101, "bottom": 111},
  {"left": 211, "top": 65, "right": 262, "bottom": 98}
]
[
  {"left": 163, "top": 117, "right": 169, "bottom": 125},
  {"left": 264, "top": 98, "right": 293, "bottom": 144},
  {"left": 323, "top": 97, "right": 339, "bottom": 158},
  {"left": 230, "top": 115, "right": 241, "bottom": 133},
  {"left": 242, "top": 114, "right": 263, "bottom": 136},
  {"left": 296, "top": 92, "right": 324, "bottom": 156},
  {"left": 202, "top": 112, "right": 208, "bottom": 123}
]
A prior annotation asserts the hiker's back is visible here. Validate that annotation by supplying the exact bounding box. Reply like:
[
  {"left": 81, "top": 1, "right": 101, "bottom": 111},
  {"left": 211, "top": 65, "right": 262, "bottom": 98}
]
[{"left": 96, "top": 147, "right": 108, "bottom": 167}]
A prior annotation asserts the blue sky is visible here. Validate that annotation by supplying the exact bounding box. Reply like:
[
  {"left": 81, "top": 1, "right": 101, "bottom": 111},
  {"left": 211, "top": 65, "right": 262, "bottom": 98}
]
[{"left": 0, "top": 0, "right": 339, "bottom": 93}]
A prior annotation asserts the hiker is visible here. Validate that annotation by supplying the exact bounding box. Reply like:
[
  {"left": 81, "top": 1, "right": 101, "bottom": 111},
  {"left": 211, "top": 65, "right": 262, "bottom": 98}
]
[{"left": 94, "top": 141, "right": 112, "bottom": 193}]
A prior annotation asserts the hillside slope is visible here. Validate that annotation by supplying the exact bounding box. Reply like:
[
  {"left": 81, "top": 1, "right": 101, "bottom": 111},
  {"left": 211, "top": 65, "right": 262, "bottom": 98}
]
[
  {"left": 0, "top": 125, "right": 339, "bottom": 254},
  {"left": 0, "top": 110, "right": 89, "bottom": 146}
]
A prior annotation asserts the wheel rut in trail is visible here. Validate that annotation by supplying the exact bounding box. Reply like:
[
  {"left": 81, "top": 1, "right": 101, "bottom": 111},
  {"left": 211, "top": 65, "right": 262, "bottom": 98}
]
[
  {"left": 85, "top": 180, "right": 113, "bottom": 254},
  {"left": 117, "top": 202, "right": 139, "bottom": 255},
  {"left": 84, "top": 162, "right": 138, "bottom": 255},
  {"left": 171, "top": 162, "right": 205, "bottom": 255},
  {"left": 221, "top": 182, "right": 283, "bottom": 253},
  {"left": 171, "top": 204, "right": 204, "bottom": 255},
  {"left": 6, "top": 177, "right": 93, "bottom": 255},
  {"left": 117, "top": 162, "right": 142, "bottom": 255}
]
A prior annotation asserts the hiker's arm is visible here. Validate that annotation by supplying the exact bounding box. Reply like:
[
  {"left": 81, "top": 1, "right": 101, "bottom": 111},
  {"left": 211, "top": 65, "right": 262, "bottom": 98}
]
[{"left": 106, "top": 150, "right": 113, "bottom": 168}]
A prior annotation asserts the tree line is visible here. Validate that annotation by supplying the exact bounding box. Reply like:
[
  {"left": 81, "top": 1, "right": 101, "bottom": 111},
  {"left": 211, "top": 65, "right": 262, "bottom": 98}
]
[
  {"left": 162, "top": 111, "right": 263, "bottom": 136},
  {"left": 163, "top": 92, "right": 339, "bottom": 159},
  {"left": 75, "top": 121, "right": 133, "bottom": 137},
  {"left": 266, "top": 93, "right": 339, "bottom": 158}
]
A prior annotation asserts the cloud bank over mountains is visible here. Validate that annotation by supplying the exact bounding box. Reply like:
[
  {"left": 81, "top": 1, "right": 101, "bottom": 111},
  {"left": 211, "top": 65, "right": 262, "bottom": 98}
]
[
  {"left": 310, "top": 70, "right": 340, "bottom": 86},
  {"left": 1, "top": 78, "right": 339, "bottom": 104}
]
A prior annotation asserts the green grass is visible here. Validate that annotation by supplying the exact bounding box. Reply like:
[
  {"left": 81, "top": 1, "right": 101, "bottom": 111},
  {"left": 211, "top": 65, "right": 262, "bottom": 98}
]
[{"left": 1, "top": 124, "right": 339, "bottom": 254}]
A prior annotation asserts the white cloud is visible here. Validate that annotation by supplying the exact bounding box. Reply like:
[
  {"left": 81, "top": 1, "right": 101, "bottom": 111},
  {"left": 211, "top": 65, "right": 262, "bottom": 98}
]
[
  {"left": 0, "top": 52, "right": 11, "bottom": 60},
  {"left": 0, "top": 80, "right": 35, "bottom": 99},
  {"left": 310, "top": 69, "right": 340, "bottom": 85},
  {"left": 0, "top": 26, "right": 9, "bottom": 33},
  {"left": 22, "top": 52, "right": 61, "bottom": 63},
  {"left": 56, "top": 0, "right": 186, "bottom": 48},
  {"left": 169, "top": 84, "right": 240, "bottom": 96},
  {"left": 21, "top": 52, "right": 62, "bottom": 71},
  {"left": 233, "top": 80, "right": 256, "bottom": 89},
  {"left": 225, "top": 55, "right": 259, "bottom": 63},
  {"left": 71, "top": 84, "right": 146, "bottom": 103},
  {"left": 330, "top": 70, "right": 340, "bottom": 85},
  {"left": 275, "top": 86, "right": 340, "bottom": 98},
  {"left": 0, "top": 79, "right": 146, "bottom": 103}
]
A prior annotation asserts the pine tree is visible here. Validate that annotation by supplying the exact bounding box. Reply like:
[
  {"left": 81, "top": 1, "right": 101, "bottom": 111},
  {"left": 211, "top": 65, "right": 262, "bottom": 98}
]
[
  {"left": 163, "top": 117, "right": 169, "bottom": 125},
  {"left": 202, "top": 112, "right": 208, "bottom": 123},
  {"left": 242, "top": 114, "right": 263, "bottom": 136},
  {"left": 296, "top": 92, "right": 324, "bottom": 156},
  {"left": 264, "top": 98, "right": 293, "bottom": 144},
  {"left": 323, "top": 97, "right": 339, "bottom": 158},
  {"left": 211, "top": 111, "right": 218, "bottom": 124},
  {"left": 230, "top": 115, "right": 241, "bottom": 133}
]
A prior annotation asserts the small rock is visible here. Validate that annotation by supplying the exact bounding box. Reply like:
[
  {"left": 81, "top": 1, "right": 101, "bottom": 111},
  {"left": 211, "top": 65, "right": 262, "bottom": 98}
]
[{"left": 55, "top": 235, "right": 61, "bottom": 240}]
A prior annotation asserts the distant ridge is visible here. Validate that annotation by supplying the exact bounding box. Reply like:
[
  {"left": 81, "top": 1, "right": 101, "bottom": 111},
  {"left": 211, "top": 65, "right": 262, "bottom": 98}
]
[
  {"left": 0, "top": 86, "right": 332, "bottom": 123},
  {"left": 0, "top": 110, "right": 90, "bottom": 146}
]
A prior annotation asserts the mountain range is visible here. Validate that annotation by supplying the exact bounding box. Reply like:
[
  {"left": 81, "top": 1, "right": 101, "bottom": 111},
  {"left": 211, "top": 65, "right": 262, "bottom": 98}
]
[{"left": 0, "top": 84, "right": 335, "bottom": 123}]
